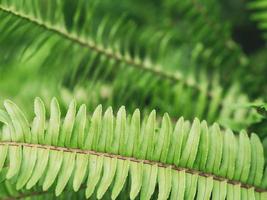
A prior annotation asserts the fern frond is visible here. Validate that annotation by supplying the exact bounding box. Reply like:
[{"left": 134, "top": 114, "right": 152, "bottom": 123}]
[
  {"left": 0, "top": 97, "right": 266, "bottom": 199},
  {"left": 0, "top": 0, "right": 182, "bottom": 84}
]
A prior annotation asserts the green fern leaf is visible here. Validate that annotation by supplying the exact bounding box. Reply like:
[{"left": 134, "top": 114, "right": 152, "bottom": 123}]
[{"left": 0, "top": 97, "right": 266, "bottom": 199}]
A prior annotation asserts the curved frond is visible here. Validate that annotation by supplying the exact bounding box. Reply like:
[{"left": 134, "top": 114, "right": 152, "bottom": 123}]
[
  {"left": 0, "top": 98, "right": 266, "bottom": 199},
  {"left": 0, "top": 0, "right": 181, "bottom": 83}
]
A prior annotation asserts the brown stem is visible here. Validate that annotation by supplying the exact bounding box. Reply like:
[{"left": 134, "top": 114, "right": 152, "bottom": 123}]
[{"left": 0, "top": 141, "right": 266, "bottom": 193}]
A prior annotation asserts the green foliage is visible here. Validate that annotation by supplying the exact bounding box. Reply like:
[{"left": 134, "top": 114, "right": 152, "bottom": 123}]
[
  {"left": 0, "top": 0, "right": 267, "bottom": 199},
  {"left": 0, "top": 0, "right": 262, "bottom": 131},
  {"left": 0, "top": 98, "right": 266, "bottom": 199}
]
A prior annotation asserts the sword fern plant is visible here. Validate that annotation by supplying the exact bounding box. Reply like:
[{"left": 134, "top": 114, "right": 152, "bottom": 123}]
[{"left": 0, "top": 0, "right": 267, "bottom": 199}]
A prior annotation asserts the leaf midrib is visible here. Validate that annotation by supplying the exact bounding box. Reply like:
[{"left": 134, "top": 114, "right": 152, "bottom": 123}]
[{"left": 0, "top": 141, "right": 265, "bottom": 193}]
